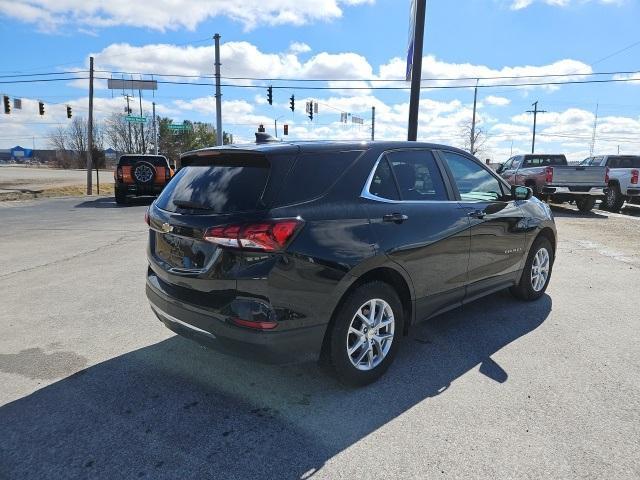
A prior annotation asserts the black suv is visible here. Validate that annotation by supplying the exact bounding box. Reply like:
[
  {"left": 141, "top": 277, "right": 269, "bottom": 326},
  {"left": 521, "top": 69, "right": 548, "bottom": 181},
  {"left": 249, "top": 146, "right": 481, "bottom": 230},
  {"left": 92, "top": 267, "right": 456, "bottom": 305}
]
[{"left": 146, "top": 141, "right": 556, "bottom": 385}]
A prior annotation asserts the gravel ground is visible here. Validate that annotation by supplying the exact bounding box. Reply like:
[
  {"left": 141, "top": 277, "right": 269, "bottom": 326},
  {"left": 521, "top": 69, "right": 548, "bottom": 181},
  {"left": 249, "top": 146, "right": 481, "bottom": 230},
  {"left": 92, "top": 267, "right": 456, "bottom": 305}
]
[{"left": 0, "top": 197, "right": 638, "bottom": 480}]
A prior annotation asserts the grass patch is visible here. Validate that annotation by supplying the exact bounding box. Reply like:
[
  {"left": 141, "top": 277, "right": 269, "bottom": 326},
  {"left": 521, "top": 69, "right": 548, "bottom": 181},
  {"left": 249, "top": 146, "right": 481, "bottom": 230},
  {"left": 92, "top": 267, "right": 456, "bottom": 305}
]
[{"left": 0, "top": 183, "right": 114, "bottom": 202}]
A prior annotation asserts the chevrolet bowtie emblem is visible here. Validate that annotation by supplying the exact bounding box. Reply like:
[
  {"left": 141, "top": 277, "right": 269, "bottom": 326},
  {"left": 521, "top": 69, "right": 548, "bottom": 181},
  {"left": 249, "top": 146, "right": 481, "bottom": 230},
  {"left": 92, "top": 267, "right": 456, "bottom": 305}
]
[{"left": 161, "top": 222, "right": 173, "bottom": 233}]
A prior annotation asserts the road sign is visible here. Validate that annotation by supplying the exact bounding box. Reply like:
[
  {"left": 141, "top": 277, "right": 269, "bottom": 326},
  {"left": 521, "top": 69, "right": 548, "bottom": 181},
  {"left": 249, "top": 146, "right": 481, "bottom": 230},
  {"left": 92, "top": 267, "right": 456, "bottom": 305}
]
[
  {"left": 125, "top": 115, "right": 147, "bottom": 123},
  {"left": 168, "top": 124, "right": 191, "bottom": 131},
  {"left": 108, "top": 79, "right": 158, "bottom": 91}
]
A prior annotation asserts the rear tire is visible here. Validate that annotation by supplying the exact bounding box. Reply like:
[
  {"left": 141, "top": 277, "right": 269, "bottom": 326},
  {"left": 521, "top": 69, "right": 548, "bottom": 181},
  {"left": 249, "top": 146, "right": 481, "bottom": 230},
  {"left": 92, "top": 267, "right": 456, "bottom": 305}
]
[
  {"left": 601, "top": 185, "right": 624, "bottom": 212},
  {"left": 115, "top": 187, "right": 127, "bottom": 205},
  {"left": 328, "top": 282, "right": 403, "bottom": 386},
  {"left": 510, "top": 236, "right": 554, "bottom": 301},
  {"left": 576, "top": 197, "right": 596, "bottom": 212}
]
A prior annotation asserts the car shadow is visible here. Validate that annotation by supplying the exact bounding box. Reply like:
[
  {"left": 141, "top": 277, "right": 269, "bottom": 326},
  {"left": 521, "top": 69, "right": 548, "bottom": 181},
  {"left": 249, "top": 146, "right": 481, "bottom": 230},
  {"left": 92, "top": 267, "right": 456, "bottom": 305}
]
[
  {"left": 0, "top": 291, "right": 551, "bottom": 479},
  {"left": 75, "top": 196, "right": 155, "bottom": 209}
]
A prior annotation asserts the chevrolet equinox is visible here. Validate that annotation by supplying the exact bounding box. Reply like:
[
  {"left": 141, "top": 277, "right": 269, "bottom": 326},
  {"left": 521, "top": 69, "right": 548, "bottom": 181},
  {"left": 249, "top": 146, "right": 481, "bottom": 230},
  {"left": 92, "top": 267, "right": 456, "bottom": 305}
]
[{"left": 145, "top": 140, "right": 556, "bottom": 385}]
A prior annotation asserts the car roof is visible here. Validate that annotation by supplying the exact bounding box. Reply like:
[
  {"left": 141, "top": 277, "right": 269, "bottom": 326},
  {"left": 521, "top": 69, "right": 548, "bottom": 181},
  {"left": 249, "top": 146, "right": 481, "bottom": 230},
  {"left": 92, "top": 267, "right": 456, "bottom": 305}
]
[{"left": 182, "top": 140, "right": 474, "bottom": 158}]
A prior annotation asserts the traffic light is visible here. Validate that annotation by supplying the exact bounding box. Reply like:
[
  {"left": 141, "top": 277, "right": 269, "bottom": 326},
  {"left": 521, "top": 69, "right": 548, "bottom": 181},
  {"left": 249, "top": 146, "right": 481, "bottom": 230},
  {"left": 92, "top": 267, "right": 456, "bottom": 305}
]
[
  {"left": 3, "top": 95, "right": 10, "bottom": 114},
  {"left": 66, "top": 105, "right": 72, "bottom": 119},
  {"left": 289, "top": 95, "right": 295, "bottom": 112},
  {"left": 38, "top": 101, "right": 45, "bottom": 116},
  {"left": 308, "top": 100, "right": 313, "bottom": 121},
  {"left": 283, "top": 124, "right": 289, "bottom": 136},
  {"left": 267, "top": 86, "right": 273, "bottom": 105}
]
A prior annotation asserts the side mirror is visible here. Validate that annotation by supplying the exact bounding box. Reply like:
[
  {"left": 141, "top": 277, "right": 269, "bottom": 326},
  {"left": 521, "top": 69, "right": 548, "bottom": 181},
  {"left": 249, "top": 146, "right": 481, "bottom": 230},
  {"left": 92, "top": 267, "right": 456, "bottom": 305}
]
[
  {"left": 495, "top": 164, "right": 504, "bottom": 174},
  {"left": 512, "top": 185, "right": 532, "bottom": 200}
]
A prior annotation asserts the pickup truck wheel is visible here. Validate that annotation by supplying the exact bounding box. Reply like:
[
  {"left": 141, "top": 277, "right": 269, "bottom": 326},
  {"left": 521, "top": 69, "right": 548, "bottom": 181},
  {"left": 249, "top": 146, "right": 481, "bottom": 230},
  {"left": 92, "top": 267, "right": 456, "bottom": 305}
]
[
  {"left": 576, "top": 197, "right": 596, "bottom": 212},
  {"left": 602, "top": 185, "right": 624, "bottom": 212},
  {"left": 510, "top": 237, "right": 554, "bottom": 301},
  {"left": 115, "top": 187, "right": 127, "bottom": 205},
  {"left": 328, "top": 282, "right": 403, "bottom": 386}
]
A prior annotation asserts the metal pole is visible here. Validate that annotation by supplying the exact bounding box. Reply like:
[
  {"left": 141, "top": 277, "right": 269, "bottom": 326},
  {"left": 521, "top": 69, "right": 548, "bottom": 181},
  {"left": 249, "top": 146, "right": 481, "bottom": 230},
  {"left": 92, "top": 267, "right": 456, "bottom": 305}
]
[
  {"left": 86, "top": 56, "right": 94, "bottom": 195},
  {"left": 470, "top": 78, "right": 478, "bottom": 154},
  {"left": 371, "top": 106, "right": 376, "bottom": 141},
  {"left": 153, "top": 101, "right": 158, "bottom": 154},
  {"left": 407, "top": 0, "right": 426, "bottom": 141},
  {"left": 138, "top": 89, "right": 146, "bottom": 153},
  {"left": 274, "top": 119, "right": 278, "bottom": 138},
  {"left": 527, "top": 101, "right": 546, "bottom": 154},
  {"left": 214, "top": 34, "right": 223, "bottom": 146}
]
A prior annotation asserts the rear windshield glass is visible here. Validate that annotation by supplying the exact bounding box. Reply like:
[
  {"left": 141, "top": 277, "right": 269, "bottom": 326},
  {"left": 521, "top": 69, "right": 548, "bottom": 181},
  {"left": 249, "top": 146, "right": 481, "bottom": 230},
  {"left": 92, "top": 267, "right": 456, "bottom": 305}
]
[
  {"left": 155, "top": 155, "right": 270, "bottom": 213},
  {"left": 274, "top": 150, "right": 363, "bottom": 206},
  {"left": 608, "top": 156, "right": 640, "bottom": 168},
  {"left": 524, "top": 155, "right": 567, "bottom": 167},
  {"left": 118, "top": 155, "right": 168, "bottom": 167}
]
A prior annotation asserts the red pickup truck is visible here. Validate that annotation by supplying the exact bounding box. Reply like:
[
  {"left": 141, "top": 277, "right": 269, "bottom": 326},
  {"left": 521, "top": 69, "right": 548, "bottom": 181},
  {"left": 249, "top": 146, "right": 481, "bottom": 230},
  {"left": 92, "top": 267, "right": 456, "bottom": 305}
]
[{"left": 497, "top": 154, "right": 608, "bottom": 212}]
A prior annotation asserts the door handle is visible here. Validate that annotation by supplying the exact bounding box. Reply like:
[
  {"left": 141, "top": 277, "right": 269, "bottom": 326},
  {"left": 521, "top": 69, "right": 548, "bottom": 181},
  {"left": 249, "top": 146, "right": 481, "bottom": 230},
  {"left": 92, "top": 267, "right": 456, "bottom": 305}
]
[
  {"left": 382, "top": 213, "right": 408, "bottom": 223},
  {"left": 468, "top": 209, "right": 486, "bottom": 219}
]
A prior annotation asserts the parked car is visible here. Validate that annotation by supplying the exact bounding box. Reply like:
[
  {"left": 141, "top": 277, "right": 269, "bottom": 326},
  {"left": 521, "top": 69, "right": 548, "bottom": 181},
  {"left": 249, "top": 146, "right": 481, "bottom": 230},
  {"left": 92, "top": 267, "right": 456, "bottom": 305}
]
[
  {"left": 497, "top": 153, "right": 608, "bottom": 212},
  {"left": 114, "top": 154, "right": 175, "bottom": 204},
  {"left": 145, "top": 140, "right": 557, "bottom": 385},
  {"left": 579, "top": 155, "right": 640, "bottom": 212}
]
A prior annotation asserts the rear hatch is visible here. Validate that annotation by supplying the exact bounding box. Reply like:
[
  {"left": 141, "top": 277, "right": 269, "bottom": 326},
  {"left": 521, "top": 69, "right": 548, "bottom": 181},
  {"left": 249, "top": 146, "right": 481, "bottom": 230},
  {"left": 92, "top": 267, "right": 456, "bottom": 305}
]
[
  {"left": 147, "top": 148, "right": 297, "bottom": 298},
  {"left": 550, "top": 165, "right": 607, "bottom": 186}
]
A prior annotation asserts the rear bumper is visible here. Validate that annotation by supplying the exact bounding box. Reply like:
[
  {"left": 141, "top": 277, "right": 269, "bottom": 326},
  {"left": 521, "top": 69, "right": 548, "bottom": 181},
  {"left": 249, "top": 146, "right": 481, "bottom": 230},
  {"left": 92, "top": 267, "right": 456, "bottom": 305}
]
[
  {"left": 542, "top": 186, "right": 605, "bottom": 196},
  {"left": 626, "top": 188, "right": 640, "bottom": 196},
  {"left": 115, "top": 182, "right": 165, "bottom": 196},
  {"left": 146, "top": 272, "right": 326, "bottom": 364}
]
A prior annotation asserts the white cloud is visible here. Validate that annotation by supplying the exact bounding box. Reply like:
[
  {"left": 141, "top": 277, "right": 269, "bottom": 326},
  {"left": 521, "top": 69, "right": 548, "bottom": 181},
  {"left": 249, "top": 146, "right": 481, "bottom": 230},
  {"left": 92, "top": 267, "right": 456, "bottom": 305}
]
[
  {"left": 289, "top": 42, "right": 312, "bottom": 54},
  {"left": 0, "top": 0, "right": 374, "bottom": 32},
  {"left": 484, "top": 95, "right": 511, "bottom": 106},
  {"left": 510, "top": 0, "right": 624, "bottom": 10}
]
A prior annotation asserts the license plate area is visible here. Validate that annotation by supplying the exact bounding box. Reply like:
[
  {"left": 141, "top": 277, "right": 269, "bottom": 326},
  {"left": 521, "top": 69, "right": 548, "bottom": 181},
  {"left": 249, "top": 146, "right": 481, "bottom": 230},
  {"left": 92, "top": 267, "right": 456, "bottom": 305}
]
[{"left": 153, "top": 232, "right": 212, "bottom": 270}]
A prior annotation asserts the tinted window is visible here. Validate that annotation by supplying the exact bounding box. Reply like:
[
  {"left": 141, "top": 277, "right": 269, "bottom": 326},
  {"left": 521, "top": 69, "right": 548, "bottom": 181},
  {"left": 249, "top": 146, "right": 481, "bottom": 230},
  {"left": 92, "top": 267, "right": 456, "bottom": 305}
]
[
  {"left": 442, "top": 151, "right": 505, "bottom": 202},
  {"left": 386, "top": 150, "right": 447, "bottom": 201},
  {"left": 155, "top": 155, "right": 270, "bottom": 213},
  {"left": 275, "top": 150, "right": 363, "bottom": 206},
  {"left": 369, "top": 157, "right": 400, "bottom": 200},
  {"left": 523, "top": 155, "right": 567, "bottom": 167},
  {"left": 118, "top": 155, "right": 168, "bottom": 167},
  {"left": 608, "top": 156, "right": 640, "bottom": 168}
]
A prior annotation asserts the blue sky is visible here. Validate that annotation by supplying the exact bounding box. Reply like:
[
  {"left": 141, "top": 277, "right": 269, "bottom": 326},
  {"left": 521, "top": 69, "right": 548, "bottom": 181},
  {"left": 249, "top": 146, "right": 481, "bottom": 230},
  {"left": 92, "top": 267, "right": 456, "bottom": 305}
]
[{"left": 1, "top": 0, "right": 639, "bottom": 161}]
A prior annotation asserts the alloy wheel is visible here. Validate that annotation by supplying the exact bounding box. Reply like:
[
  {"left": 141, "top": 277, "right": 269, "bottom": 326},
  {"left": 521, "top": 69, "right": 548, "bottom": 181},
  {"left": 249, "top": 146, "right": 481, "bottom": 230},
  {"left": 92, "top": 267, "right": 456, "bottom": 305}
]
[
  {"left": 346, "top": 298, "right": 395, "bottom": 371},
  {"left": 530, "top": 247, "right": 550, "bottom": 292}
]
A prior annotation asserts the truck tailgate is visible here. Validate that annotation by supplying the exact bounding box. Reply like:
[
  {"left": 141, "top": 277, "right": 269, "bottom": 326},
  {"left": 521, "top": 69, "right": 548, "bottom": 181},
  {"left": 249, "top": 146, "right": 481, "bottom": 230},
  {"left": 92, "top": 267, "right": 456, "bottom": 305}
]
[{"left": 550, "top": 166, "right": 607, "bottom": 186}]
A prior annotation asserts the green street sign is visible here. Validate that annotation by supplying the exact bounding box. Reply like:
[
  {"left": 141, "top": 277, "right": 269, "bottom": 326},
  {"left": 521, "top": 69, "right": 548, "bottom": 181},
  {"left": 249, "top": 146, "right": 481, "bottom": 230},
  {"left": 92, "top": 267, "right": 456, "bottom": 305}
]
[
  {"left": 125, "top": 115, "right": 147, "bottom": 123},
  {"left": 168, "top": 124, "right": 191, "bottom": 131}
]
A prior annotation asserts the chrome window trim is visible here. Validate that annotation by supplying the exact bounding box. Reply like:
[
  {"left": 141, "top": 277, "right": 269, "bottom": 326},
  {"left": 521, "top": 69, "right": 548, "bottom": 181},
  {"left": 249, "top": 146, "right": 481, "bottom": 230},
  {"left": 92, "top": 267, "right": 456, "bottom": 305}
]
[{"left": 360, "top": 149, "right": 459, "bottom": 204}]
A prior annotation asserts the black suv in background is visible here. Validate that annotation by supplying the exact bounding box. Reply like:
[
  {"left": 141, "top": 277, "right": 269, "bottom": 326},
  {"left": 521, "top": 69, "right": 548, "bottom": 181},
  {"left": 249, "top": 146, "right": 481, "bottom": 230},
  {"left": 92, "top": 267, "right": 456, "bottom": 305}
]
[
  {"left": 114, "top": 154, "right": 175, "bottom": 204},
  {"left": 145, "top": 141, "right": 556, "bottom": 385}
]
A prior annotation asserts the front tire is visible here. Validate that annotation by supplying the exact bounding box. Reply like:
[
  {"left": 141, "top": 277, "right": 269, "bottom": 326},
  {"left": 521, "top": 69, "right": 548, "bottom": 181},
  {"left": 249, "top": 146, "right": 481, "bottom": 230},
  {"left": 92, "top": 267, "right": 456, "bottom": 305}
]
[
  {"left": 510, "top": 236, "right": 554, "bottom": 301},
  {"left": 328, "top": 282, "right": 403, "bottom": 386},
  {"left": 576, "top": 197, "right": 596, "bottom": 212}
]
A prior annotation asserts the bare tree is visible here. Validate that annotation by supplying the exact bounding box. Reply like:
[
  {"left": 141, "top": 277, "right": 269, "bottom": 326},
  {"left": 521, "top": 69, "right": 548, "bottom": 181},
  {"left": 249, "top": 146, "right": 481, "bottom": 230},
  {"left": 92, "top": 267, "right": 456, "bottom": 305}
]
[
  {"left": 47, "top": 117, "right": 104, "bottom": 169},
  {"left": 104, "top": 113, "right": 152, "bottom": 154},
  {"left": 459, "top": 120, "right": 488, "bottom": 157}
]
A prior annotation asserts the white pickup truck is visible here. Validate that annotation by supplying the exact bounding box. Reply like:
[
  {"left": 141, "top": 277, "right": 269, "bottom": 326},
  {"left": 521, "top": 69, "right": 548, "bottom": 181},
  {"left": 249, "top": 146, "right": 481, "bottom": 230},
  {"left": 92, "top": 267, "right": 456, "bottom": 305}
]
[{"left": 579, "top": 155, "right": 640, "bottom": 212}]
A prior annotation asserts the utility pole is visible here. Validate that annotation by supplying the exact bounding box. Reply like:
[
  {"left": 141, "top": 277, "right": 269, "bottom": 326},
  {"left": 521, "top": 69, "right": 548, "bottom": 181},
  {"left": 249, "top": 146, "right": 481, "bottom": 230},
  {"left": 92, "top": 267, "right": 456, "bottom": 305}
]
[
  {"left": 407, "top": 0, "right": 426, "bottom": 141},
  {"left": 86, "top": 56, "right": 94, "bottom": 195},
  {"left": 152, "top": 102, "right": 158, "bottom": 154},
  {"left": 371, "top": 106, "right": 376, "bottom": 141},
  {"left": 470, "top": 78, "right": 479, "bottom": 155},
  {"left": 213, "top": 34, "right": 223, "bottom": 146},
  {"left": 138, "top": 89, "right": 146, "bottom": 153},
  {"left": 274, "top": 119, "right": 278, "bottom": 138},
  {"left": 526, "top": 101, "right": 546, "bottom": 154},
  {"left": 589, "top": 103, "right": 599, "bottom": 157},
  {"left": 124, "top": 94, "right": 133, "bottom": 152}
]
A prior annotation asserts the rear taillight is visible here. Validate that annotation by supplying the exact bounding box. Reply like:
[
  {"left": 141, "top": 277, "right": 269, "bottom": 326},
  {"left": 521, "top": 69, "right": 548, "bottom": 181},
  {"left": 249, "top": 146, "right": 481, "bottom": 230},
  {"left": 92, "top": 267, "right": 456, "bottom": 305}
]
[
  {"left": 631, "top": 169, "right": 639, "bottom": 185},
  {"left": 230, "top": 317, "right": 278, "bottom": 330},
  {"left": 204, "top": 219, "right": 303, "bottom": 252},
  {"left": 545, "top": 166, "right": 553, "bottom": 184},
  {"left": 144, "top": 208, "right": 150, "bottom": 226},
  {"left": 116, "top": 166, "right": 123, "bottom": 180},
  {"left": 605, "top": 167, "right": 610, "bottom": 184}
]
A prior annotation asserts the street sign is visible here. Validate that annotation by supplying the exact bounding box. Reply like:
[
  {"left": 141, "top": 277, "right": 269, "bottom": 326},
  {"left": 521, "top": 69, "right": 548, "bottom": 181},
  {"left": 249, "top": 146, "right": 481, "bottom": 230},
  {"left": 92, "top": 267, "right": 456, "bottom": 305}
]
[
  {"left": 168, "top": 124, "right": 191, "bottom": 131},
  {"left": 108, "top": 79, "right": 158, "bottom": 91},
  {"left": 125, "top": 115, "right": 147, "bottom": 123}
]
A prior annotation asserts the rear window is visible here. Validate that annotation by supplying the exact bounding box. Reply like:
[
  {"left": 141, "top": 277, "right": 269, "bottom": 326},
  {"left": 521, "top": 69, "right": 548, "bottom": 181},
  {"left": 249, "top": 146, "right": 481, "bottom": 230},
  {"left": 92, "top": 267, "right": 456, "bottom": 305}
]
[
  {"left": 155, "top": 155, "right": 270, "bottom": 213},
  {"left": 607, "top": 156, "right": 640, "bottom": 168},
  {"left": 524, "top": 155, "right": 567, "bottom": 167},
  {"left": 118, "top": 155, "right": 168, "bottom": 167},
  {"left": 273, "top": 150, "right": 363, "bottom": 206}
]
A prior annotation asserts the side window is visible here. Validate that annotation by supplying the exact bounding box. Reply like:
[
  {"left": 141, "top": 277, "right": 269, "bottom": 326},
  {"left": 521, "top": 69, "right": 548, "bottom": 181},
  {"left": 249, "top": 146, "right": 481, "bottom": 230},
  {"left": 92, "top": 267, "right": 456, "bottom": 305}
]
[
  {"left": 579, "top": 157, "right": 592, "bottom": 166},
  {"left": 386, "top": 150, "right": 448, "bottom": 201},
  {"left": 502, "top": 158, "right": 513, "bottom": 170},
  {"left": 441, "top": 151, "right": 505, "bottom": 202},
  {"left": 369, "top": 157, "right": 400, "bottom": 200}
]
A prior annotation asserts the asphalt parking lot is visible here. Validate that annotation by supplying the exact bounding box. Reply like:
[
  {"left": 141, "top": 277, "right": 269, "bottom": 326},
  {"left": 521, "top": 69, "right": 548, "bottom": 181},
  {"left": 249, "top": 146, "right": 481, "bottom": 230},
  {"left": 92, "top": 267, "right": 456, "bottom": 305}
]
[{"left": 1, "top": 196, "right": 639, "bottom": 479}]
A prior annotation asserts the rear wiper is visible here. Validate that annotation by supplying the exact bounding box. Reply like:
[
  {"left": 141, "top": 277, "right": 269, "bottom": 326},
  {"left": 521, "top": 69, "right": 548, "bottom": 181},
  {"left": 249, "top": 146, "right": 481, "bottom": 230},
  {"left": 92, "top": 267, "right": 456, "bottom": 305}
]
[{"left": 173, "top": 199, "right": 213, "bottom": 211}]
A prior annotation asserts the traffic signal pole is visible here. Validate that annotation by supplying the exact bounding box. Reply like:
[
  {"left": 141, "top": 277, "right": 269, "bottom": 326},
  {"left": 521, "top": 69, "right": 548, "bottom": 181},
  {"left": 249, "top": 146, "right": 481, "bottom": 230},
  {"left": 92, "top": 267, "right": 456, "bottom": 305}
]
[
  {"left": 407, "top": 0, "right": 426, "bottom": 141},
  {"left": 86, "top": 56, "right": 94, "bottom": 195}
]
